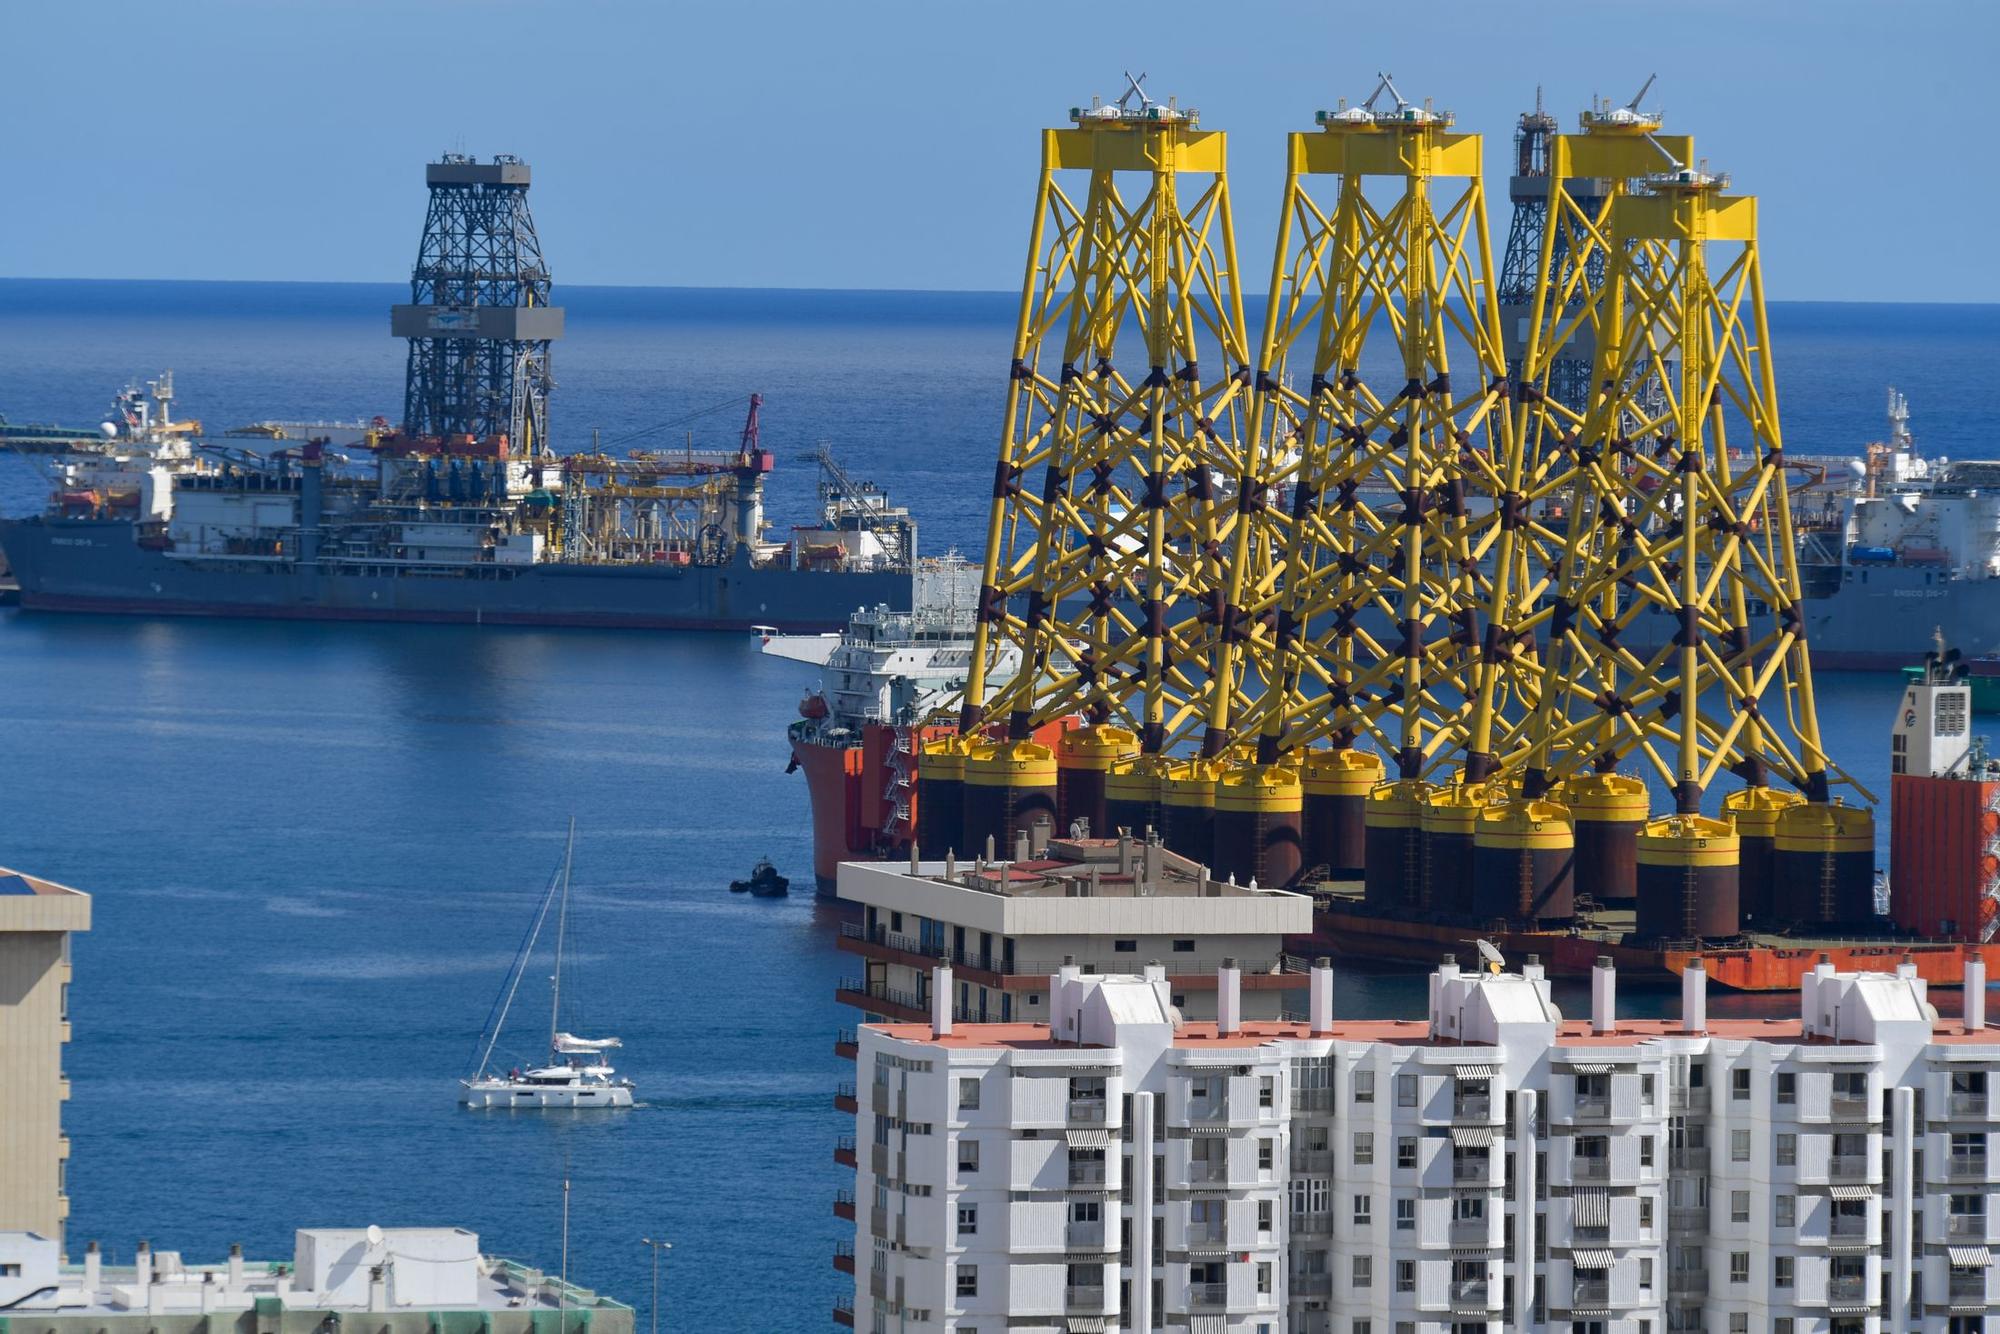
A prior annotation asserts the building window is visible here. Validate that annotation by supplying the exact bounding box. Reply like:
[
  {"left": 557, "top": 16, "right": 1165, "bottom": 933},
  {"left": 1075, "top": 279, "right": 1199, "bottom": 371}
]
[
  {"left": 1352, "top": 1255, "right": 1372, "bottom": 1289},
  {"left": 1639, "top": 1196, "right": 1654, "bottom": 1232},
  {"left": 1732, "top": 1068, "right": 1750, "bottom": 1100},
  {"left": 1774, "top": 1321, "right": 1794, "bottom": 1334},
  {"left": 958, "top": 1139, "right": 979, "bottom": 1175},
  {"left": 1638, "top": 1257, "right": 1653, "bottom": 1292},
  {"left": 1353, "top": 1194, "right": 1372, "bottom": 1226},
  {"left": 1173, "top": 939, "right": 1195, "bottom": 953},
  {"left": 1257, "top": 1199, "right": 1273, "bottom": 1234},
  {"left": 956, "top": 1264, "right": 977, "bottom": 1297},
  {"left": 957, "top": 1204, "right": 977, "bottom": 1235},
  {"left": 1774, "top": 1255, "right": 1793, "bottom": 1288},
  {"left": 1397, "top": 1136, "right": 1417, "bottom": 1169},
  {"left": 1729, "top": 1317, "right": 1748, "bottom": 1334},
  {"left": 1397, "top": 1073, "right": 1418, "bottom": 1107},
  {"left": 1775, "top": 1133, "right": 1796, "bottom": 1167},
  {"left": 1354, "top": 1132, "right": 1375, "bottom": 1166},
  {"left": 1731, "top": 1190, "right": 1749, "bottom": 1223},
  {"left": 1729, "top": 1252, "right": 1748, "bottom": 1284},
  {"left": 958, "top": 1077, "right": 980, "bottom": 1110},
  {"left": 1259, "top": 1139, "right": 1275, "bottom": 1171},
  {"left": 1641, "top": 1072, "right": 1655, "bottom": 1106},
  {"left": 1354, "top": 1070, "right": 1375, "bottom": 1104},
  {"left": 1396, "top": 1259, "right": 1414, "bottom": 1292},
  {"left": 1113, "top": 939, "right": 1137, "bottom": 952},
  {"left": 1730, "top": 1129, "right": 1750, "bottom": 1163},
  {"left": 1257, "top": 1262, "right": 1272, "bottom": 1295},
  {"left": 1352, "top": 1322, "right": 1371, "bottom": 1334},
  {"left": 1774, "top": 1194, "right": 1793, "bottom": 1227},
  {"left": 1257, "top": 1075, "right": 1274, "bottom": 1109},
  {"left": 1776, "top": 1071, "right": 1796, "bottom": 1105},
  {"left": 1395, "top": 1197, "right": 1415, "bottom": 1230},
  {"left": 1640, "top": 1135, "right": 1654, "bottom": 1168}
]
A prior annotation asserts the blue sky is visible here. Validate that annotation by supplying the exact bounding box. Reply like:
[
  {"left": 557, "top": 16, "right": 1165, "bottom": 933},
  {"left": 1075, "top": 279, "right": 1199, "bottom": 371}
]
[{"left": 4, "top": 0, "right": 1995, "bottom": 301}]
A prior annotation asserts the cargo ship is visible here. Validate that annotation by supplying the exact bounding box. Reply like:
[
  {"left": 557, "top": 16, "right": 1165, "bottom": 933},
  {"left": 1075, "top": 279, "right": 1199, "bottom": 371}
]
[
  {"left": 1, "top": 155, "right": 918, "bottom": 632},
  {"left": 1291, "top": 647, "right": 2000, "bottom": 991},
  {"left": 766, "top": 559, "right": 1017, "bottom": 897}
]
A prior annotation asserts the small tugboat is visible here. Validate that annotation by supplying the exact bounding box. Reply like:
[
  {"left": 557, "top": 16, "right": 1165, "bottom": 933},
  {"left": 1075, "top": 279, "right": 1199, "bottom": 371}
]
[
  {"left": 731, "top": 857, "right": 790, "bottom": 897},
  {"left": 461, "top": 823, "right": 635, "bottom": 1108}
]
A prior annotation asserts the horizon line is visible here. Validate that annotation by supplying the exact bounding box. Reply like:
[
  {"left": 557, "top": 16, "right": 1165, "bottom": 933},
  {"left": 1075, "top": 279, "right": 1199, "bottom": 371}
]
[{"left": 2, "top": 275, "right": 1997, "bottom": 310}]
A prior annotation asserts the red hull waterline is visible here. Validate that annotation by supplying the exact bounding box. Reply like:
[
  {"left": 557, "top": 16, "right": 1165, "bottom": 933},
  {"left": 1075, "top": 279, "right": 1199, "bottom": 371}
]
[
  {"left": 1303, "top": 906, "right": 2000, "bottom": 993},
  {"left": 793, "top": 736, "right": 875, "bottom": 899}
]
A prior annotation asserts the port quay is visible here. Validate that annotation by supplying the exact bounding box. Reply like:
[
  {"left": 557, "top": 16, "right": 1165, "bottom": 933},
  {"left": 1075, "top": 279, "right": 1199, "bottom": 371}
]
[{"left": 5, "top": 10, "right": 2000, "bottom": 1332}]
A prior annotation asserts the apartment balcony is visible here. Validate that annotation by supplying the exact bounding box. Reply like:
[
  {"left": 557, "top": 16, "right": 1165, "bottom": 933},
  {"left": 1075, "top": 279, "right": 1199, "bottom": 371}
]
[
  {"left": 832, "top": 1242, "right": 854, "bottom": 1275},
  {"left": 1293, "top": 1212, "right": 1333, "bottom": 1237},
  {"left": 1569, "top": 1157, "right": 1611, "bottom": 1182},
  {"left": 867, "top": 1268, "right": 888, "bottom": 1301},
  {"left": 1453, "top": 1155, "right": 1496, "bottom": 1183},
  {"left": 833, "top": 1190, "right": 855, "bottom": 1221},
  {"left": 1949, "top": 1271, "right": 1989, "bottom": 1306},
  {"left": 834, "top": 977, "right": 926, "bottom": 1021},
  {"left": 1068, "top": 1160, "right": 1108, "bottom": 1187},
  {"left": 1186, "top": 1281, "right": 1229, "bottom": 1309},
  {"left": 1829, "top": 1092, "right": 1874, "bottom": 1121},
  {"left": 869, "top": 1206, "right": 889, "bottom": 1238},
  {"left": 1450, "top": 1217, "right": 1493, "bottom": 1245},
  {"left": 1290, "top": 1148, "right": 1334, "bottom": 1174},
  {"left": 1948, "top": 1153, "right": 1990, "bottom": 1181},
  {"left": 1453, "top": 1094, "right": 1493, "bottom": 1122},
  {"left": 1948, "top": 1092, "right": 1989, "bottom": 1119},
  {"left": 1569, "top": 1278, "right": 1610, "bottom": 1309},
  {"left": 832, "top": 1296, "right": 853, "bottom": 1328},
  {"left": 1449, "top": 1279, "right": 1490, "bottom": 1311},
  {"left": 1670, "top": 1204, "right": 1709, "bottom": 1230},
  {"left": 1065, "top": 1285, "right": 1108, "bottom": 1312},
  {"left": 1947, "top": 1213, "right": 1987, "bottom": 1240},
  {"left": 1568, "top": 1224, "right": 1610, "bottom": 1248},
  {"left": 1291, "top": 1274, "right": 1332, "bottom": 1297},
  {"left": 1186, "top": 1221, "right": 1229, "bottom": 1248},
  {"left": 833, "top": 1134, "right": 856, "bottom": 1169},
  {"left": 1670, "top": 1148, "right": 1708, "bottom": 1173},
  {"left": 1668, "top": 1268, "right": 1707, "bottom": 1296},
  {"left": 1187, "top": 1097, "right": 1230, "bottom": 1123},
  {"left": 1571, "top": 1094, "right": 1612, "bottom": 1120},
  {"left": 1187, "top": 1158, "right": 1230, "bottom": 1185},
  {"left": 1068, "top": 1097, "right": 1109, "bottom": 1124},
  {"left": 833, "top": 1028, "right": 857, "bottom": 1059},
  {"left": 1827, "top": 1274, "right": 1868, "bottom": 1304},
  {"left": 834, "top": 1082, "right": 858, "bottom": 1115},
  {"left": 1827, "top": 1213, "right": 1868, "bottom": 1241},
  {"left": 870, "top": 1142, "right": 891, "bottom": 1176},
  {"left": 1291, "top": 1086, "right": 1335, "bottom": 1114},
  {"left": 1065, "top": 1220, "right": 1107, "bottom": 1249},
  {"left": 1827, "top": 1154, "right": 1870, "bottom": 1181}
]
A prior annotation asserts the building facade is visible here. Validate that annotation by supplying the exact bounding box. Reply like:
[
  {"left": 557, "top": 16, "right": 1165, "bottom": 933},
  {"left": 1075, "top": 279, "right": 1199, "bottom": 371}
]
[
  {"left": 0, "top": 868, "right": 91, "bottom": 1251},
  {"left": 835, "top": 833, "right": 1313, "bottom": 1030},
  {"left": 841, "top": 951, "right": 1999, "bottom": 1334}
]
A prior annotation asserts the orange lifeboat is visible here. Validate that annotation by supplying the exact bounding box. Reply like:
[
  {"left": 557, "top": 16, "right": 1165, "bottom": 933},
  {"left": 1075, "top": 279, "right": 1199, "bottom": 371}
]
[{"left": 799, "top": 692, "right": 831, "bottom": 721}]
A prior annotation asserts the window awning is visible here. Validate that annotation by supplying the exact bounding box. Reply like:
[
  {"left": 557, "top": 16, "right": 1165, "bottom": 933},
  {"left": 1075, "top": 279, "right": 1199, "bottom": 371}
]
[
  {"left": 1452, "top": 1126, "right": 1495, "bottom": 1148},
  {"left": 1066, "top": 1320, "right": 1107, "bottom": 1334},
  {"left": 1947, "top": 1246, "right": 1992, "bottom": 1267},
  {"left": 1187, "top": 1124, "right": 1231, "bottom": 1136},
  {"left": 1571, "top": 1189, "right": 1610, "bottom": 1228},
  {"left": 1828, "top": 1185, "right": 1875, "bottom": 1200},
  {"left": 1570, "top": 1248, "right": 1615, "bottom": 1269},
  {"left": 1454, "top": 1064, "right": 1498, "bottom": 1079},
  {"left": 1566, "top": 1062, "right": 1613, "bottom": 1075},
  {"left": 1066, "top": 1129, "right": 1112, "bottom": 1149}
]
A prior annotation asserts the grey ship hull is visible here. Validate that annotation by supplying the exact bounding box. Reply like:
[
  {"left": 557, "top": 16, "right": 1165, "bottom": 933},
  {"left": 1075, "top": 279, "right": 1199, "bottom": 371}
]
[{"left": 0, "top": 518, "right": 908, "bottom": 632}]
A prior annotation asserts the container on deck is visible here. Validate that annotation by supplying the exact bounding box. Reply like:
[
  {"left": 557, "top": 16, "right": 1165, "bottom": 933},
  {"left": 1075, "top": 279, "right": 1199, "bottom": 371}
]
[
  {"left": 915, "top": 737, "right": 969, "bottom": 857},
  {"left": 1636, "top": 814, "right": 1740, "bottom": 941},
  {"left": 962, "top": 739, "right": 1058, "bottom": 858},
  {"left": 1302, "top": 748, "right": 1383, "bottom": 879},
  {"left": 1056, "top": 725, "right": 1139, "bottom": 840},
  {"left": 1565, "top": 774, "right": 1647, "bottom": 907},
  {"left": 1772, "top": 801, "right": 1876, "bottom": 925},
  {"left": 1473, "top": 799, "right": 1576, "bottom": 922},
  {"left": 1104, "top": 756, "right": 1166, "bottom": 842},
  {"left": 1214, "top": 764, "right": 1304, "bottom": 889},
  {"left": 1160, "top": 760, "right": 1219, "bottom": 867},
  {"left": 1421, "top": 783, "right": 1489, "bottom": 916},
  {"left": 1723, "top": 786, "right": 1805, "bottom": 924},
  {"left": 1364, "top": 780, "right": 1432, "bottom": 910}
]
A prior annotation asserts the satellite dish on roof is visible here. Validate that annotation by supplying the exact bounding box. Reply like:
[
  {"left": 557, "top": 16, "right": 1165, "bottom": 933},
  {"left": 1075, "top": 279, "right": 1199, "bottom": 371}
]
[
  {"left": 366, "top": 1225, "right": 384, "bottom": 1248},
  {"left": 1475, "top": 939, "right": 1506, "bottom": 973}
]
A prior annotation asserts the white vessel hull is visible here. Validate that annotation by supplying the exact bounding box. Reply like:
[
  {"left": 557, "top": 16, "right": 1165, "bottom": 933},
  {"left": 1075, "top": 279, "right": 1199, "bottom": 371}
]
[{"left": 460, "top": 1080, "right": 633, "bottom": 1109}]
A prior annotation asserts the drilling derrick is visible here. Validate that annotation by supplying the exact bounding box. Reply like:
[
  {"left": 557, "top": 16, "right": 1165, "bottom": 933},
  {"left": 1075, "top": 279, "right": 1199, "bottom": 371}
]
[
  {"left": 1501, "top": 119, "right": 1872, "bottom": 936},
  {"left": 1225, "top": 79, "right": 1517, "bottom": 897},
  {"left": 1496, "top": 89, "right": 1605, "bottom": 411},
  {"left": 922, "top": 79, "right": 1255, "bottom": 860},
  {"left": 391, "top": 154, "right": 564, "bottom": 456}
]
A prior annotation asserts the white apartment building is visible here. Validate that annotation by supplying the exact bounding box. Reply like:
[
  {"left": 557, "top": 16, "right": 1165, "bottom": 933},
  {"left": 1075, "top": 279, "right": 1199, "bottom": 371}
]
[
  {"left": 841, "top": 949, "right": 2000, "bottom": 1334},
  {"left": 835, "top": 832, "right": 1313, "bottom": 1032},
  {"left": 0, "top": 868, "right": 91, "bottom": 1252}
]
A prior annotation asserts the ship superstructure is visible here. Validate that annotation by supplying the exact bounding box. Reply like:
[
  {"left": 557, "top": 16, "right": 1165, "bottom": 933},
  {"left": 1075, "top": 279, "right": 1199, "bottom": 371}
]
[{"left": 0, "top": 155, "right": 915, "bottom": 631}]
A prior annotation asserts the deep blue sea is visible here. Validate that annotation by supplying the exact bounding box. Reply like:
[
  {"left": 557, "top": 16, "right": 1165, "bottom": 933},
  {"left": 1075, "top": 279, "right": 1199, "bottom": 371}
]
[{"left": 0, "top": 280, "right": 1996, "bottom": 1331}]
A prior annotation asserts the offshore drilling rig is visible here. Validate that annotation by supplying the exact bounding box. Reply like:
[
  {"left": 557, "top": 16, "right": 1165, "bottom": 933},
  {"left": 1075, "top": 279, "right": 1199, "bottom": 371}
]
[{"left": 913, "top": 77, "right": 1935, "bottom": 989}]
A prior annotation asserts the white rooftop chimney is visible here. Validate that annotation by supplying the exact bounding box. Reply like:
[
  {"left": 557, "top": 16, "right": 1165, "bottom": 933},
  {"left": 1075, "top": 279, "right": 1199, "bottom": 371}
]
[
  {"left": 1310, "top": 957, "right": 1334, "bottom": 1034},
  {"left": 83, "top": 1242, "right": 100, "bottom": 1293},
  {"left": 134, "top": 1240, "right": 152, "bottom": 1293},
  {"left": 1967, "top": 953, "right": 1987, "bottom": 1032},
  {"left": 1052, "top": 956, "right": 1082, "bottom": 1041},
  {"left": 1217, "top": 957, "right": 1241, "bottom": 1035},
  {"left": 1681, "top": 957, "right": 1707, "bottom": 1034},
  {"left": 1591, "top": 956, "right": 1617, "bottom": 1034},
  {"left": 932, "top": 960, "right": 954, "bottom": 1039}
]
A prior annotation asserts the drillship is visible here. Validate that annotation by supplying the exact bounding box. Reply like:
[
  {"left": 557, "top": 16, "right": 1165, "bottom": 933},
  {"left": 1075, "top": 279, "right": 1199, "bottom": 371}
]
[{"left": 0, "top": 155, "right": 915, "bottom": 631}]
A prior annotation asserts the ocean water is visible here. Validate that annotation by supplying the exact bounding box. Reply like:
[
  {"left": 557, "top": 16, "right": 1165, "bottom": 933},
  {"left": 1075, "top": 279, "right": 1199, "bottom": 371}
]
[{"left": 0, "top": 281, "right": 1996, "bottom": 1331}]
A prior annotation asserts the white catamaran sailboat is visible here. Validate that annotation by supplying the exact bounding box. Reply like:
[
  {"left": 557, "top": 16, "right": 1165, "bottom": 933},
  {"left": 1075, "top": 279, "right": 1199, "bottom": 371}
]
[{"left": 461, "top": 825, "right": 635, "bottom": 1109}]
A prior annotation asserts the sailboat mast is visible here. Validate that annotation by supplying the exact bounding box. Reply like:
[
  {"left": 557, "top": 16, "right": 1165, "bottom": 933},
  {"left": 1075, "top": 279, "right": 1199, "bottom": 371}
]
[{"left": 550, "top": 820, "right": 574, "bottom": 1058}]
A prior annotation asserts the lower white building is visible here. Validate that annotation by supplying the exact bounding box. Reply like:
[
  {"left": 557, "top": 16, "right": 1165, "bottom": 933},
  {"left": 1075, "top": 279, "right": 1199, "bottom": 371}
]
[{"left": 842, "top": 950, "right": 1999, "bottom": 1334}]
